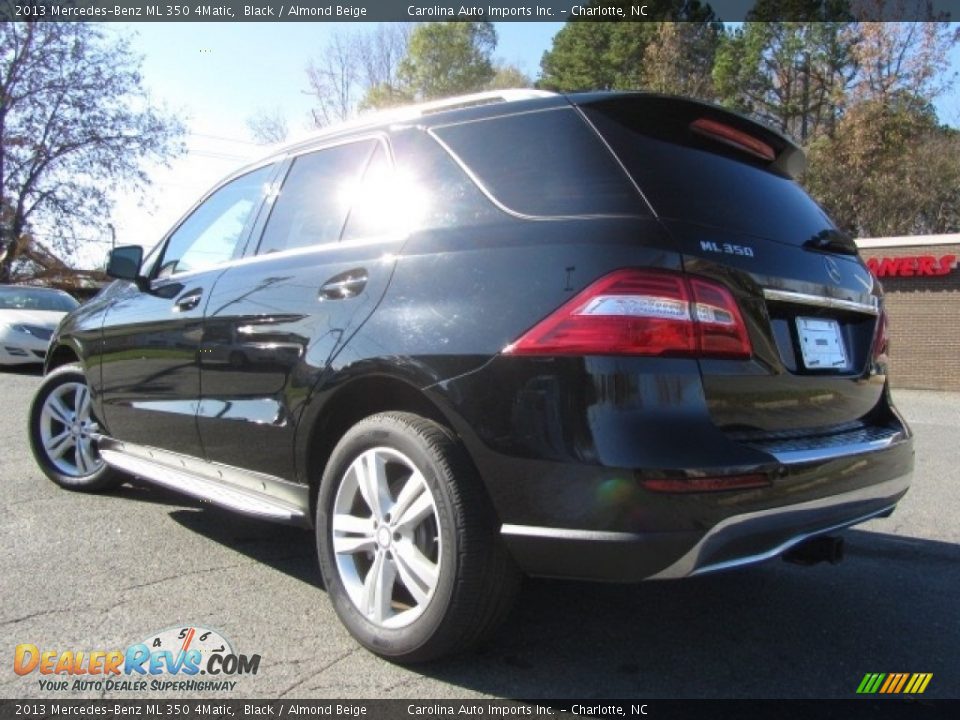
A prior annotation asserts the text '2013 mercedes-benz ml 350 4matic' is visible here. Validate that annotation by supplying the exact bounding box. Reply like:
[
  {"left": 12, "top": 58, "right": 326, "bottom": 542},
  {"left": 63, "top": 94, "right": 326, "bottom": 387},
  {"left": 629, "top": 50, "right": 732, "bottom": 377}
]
[{"left": 29, "top": 90, "right": 913, "bottom": 662}]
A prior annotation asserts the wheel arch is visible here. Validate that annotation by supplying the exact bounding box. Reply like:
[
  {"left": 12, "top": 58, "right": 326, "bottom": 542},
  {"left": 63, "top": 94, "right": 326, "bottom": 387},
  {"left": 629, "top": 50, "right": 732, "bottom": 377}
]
[
  {"left": 44, "top": 342, "right": 81, "bottom": 374},
  {"left": 297, "top": 373, "right": 473, "bottom": 516}
]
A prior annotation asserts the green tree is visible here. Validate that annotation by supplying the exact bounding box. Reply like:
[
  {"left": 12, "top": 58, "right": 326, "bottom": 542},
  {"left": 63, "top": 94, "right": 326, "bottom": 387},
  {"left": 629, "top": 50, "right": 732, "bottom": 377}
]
[
  {"left": 641, "top": 21, "right": 722, "bottom": 100},
  {"left": 0, "top": 21, "right": 183, "bottom": 281},
  {"left": 396, "top": 22, "right": 497, "bottom": 101},
  {"left": 486, "top": 64, "right": 532, "bottom": 91},
  {"left": 804, "top": 96, "right": 960, "bottom": 236},
  {"left": 540, "top": 22, "right": 648, "bottom": 91},
  {"left": 713, "top": 20, "right": 857, "bottom": 142},
  {"left": 538, "top": 2, "right": 718, "bottom": 93},
  {"left": 357, "top": 82, "right": 413, "bottom": 113}
]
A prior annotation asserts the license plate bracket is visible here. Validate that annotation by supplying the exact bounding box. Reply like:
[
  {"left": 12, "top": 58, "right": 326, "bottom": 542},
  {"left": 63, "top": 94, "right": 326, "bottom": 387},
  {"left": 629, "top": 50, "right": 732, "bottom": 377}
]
[{"left": 796, "top": 317, "right": 849, "bottom": 370}]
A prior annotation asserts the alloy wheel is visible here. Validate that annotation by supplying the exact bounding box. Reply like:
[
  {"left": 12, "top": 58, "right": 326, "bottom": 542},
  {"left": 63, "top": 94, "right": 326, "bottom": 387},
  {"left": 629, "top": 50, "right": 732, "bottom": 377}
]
[
  {"left": 38, "top": 381, "right": 103, "bottom": 477},
  {"left": 331, "top": 447, "right": 442, "bottom": 629}
]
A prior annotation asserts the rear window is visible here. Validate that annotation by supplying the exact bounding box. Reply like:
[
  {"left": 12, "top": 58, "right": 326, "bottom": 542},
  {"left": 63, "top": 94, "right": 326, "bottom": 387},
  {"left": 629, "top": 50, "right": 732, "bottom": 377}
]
[
  {"left": 584, "top": 104, "right": 835, "bottom": 244},
  {"left": 431, "top": 107, "right": 644, "bottom": 218}
]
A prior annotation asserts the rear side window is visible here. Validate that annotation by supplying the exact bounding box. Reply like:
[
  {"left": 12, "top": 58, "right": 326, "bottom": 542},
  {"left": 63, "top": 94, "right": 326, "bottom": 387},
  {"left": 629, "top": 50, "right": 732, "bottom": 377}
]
[
  {"left": 432, "top": 108, "right": 644, "bottom": 218},
  {"left": 257, "top": 139, "right": 378, "bottom": 254},
  {"left": 584, "top": 104, "right": 835, "bottom": 244}
]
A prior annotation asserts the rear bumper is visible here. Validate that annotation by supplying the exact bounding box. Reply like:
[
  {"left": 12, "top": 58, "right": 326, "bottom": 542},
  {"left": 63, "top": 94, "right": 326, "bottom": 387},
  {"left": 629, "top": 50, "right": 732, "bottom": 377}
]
[
  {"left": 498, "top": 444, "right": 911, "bottom": 582},
  {"left": 431, "top": 354, "right": 914, "bottom": 582},
  {"left": 650, "top": 475, "right": 905, "bottom": 579}
]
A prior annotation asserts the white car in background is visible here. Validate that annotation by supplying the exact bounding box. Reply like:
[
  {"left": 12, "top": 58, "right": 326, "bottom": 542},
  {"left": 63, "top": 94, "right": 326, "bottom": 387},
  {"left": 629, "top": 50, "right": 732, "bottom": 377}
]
[{"left": 0, "top": 285, "right": 79, "bottom": 366}]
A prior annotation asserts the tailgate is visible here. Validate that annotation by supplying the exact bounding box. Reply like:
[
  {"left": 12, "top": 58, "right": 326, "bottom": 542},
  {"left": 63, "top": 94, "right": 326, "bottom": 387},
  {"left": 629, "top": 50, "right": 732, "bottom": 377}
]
[{"left": 580, "top": 94, "right": 887, "bottom": 433}]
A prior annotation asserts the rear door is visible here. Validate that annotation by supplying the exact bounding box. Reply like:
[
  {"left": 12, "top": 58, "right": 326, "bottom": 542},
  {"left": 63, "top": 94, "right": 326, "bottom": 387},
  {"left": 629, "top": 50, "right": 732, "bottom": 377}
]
[
  {"left": 197, "top": 137, "right": 403, "bottom": 480},
  {"left": 99, "top": 164, "right": 276, "bottom": 455},
  {"left": 582, "top": 97, "right": 884, "bottom": 433}
]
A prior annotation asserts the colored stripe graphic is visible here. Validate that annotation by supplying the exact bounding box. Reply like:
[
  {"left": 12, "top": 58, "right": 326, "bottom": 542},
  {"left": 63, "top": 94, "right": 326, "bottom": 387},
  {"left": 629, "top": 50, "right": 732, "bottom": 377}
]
[
  {"left": 857, "top": 672, "right": 932, "bottom": 694},
  {"left": 893, "top": 673, "right": 909, "bottom": 693}
]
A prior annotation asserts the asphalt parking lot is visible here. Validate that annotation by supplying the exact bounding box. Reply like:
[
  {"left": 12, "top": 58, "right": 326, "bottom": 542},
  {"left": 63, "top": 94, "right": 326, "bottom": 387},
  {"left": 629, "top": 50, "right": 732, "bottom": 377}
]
[{"left": 1, "top": 366, "right": 957, "bottom": 700}]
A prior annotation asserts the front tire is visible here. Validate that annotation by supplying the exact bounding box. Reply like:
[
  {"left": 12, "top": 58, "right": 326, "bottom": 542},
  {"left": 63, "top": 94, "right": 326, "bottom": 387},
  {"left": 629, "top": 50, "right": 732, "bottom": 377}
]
[
  {"left": 316, "top": 412, "right": 519, "bottom": 663},
  {"left": 28, "top": 364, "right": 124, "bottom": 492}
]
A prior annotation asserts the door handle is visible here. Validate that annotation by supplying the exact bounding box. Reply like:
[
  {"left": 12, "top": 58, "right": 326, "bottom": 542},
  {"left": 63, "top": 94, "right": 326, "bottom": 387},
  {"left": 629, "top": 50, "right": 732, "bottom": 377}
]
[
  {"left": 174, "top": 289, "right": 203, "bottom": 312},
  {"left": 320, "top": 269, "right": 368, "bottom": 300}
]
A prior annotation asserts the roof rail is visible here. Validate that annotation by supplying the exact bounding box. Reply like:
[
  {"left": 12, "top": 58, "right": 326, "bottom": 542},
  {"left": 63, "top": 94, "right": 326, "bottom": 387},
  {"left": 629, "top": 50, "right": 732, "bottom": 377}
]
[
  {"left": 354, "top": 88, "right": 556, "bottom": 124},
  {"left": 410, "top": 88, "right": 557, "bottom": 116},
  {"left": 283, "top": 89, "right": 557, "bottom": 151}
]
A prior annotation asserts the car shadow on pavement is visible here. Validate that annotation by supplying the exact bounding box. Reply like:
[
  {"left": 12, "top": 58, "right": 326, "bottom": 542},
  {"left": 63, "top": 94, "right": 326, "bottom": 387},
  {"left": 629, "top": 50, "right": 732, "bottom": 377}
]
[
  {"left": 166, "top": 506, "right": 323, "bottom": 589},
  {"left": 425, "top": 529, "right": 960, "bottom": 698},
  {"left": 107, "top": 478, "right": 206, "bottom": 509},
  {"left": 0, "top": 364, "right": 43, "bottom": 376},
  {"left": 143, "top": 504, "right": 960, "bottom": 698}
]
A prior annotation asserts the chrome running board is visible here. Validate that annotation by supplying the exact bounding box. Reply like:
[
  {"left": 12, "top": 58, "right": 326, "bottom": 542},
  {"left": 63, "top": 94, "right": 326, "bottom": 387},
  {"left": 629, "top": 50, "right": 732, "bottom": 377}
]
[{"left": 95, "top": 436, "right": 310, "bottom": 527}]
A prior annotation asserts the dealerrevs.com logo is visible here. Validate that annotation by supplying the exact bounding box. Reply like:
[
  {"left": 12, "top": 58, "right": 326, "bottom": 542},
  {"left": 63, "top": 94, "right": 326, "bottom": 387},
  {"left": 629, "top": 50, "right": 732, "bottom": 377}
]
[{"left": 13, "top": 626, "right": 261, "bottom": 692}]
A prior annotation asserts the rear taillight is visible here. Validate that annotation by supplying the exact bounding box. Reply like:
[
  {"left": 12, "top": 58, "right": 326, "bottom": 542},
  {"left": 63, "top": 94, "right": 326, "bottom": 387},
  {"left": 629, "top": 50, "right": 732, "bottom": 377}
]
[
  {"left": 503, "top": 269, "right": 751, "bottom": 359},
  {"left": 872, "top": 307, "right": 890, "bottom": 362},
  {"left": 641, "top": 473, "right": 770, "bottom": 493},
  {"left": 690, "top": 117, "right": 776, "bottom": 162}
]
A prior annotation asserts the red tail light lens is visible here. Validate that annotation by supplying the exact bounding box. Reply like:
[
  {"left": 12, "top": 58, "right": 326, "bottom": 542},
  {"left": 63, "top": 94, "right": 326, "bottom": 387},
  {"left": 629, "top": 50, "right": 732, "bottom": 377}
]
[
  {"left": 642, "top": 474, "right": 770, "bottom": 493},
  {"left": 503, "top": 269, "right": 751, "bottom": 359},
  {"left": 689, "top": 278, "right": 751, "bottom": 357},
  {"left": 872, "top": 307, "right": 890, "bottom": 362},
  {"left": 690, "top": 117, "right": 776, "bottom": 162}
]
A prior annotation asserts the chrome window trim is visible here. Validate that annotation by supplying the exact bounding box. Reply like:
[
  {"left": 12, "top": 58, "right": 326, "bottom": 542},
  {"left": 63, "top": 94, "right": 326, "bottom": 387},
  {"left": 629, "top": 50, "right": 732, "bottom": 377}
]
[
  {"left": 148, "top": 232, "right": 407, "bottom": 285},
  {"left": 762, "top": 288, "right": 879, "bottom": 315},
  {"left": 148, "top": 160, "right": 283, "bottom": 283},
  {"left": 151, "top": 133, "right": 394, "bottom": 284},
  {"left": 250, "top": 134, "right": 391, "bottom": 257},
  {"left": 428, "top": 107, "right": 651, "bottom": 223}
]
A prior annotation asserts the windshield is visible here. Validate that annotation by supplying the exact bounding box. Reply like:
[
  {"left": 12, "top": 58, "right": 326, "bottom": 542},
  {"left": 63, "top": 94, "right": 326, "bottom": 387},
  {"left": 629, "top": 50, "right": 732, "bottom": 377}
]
[{"left": 0, "top": 287, "right": 79, "bottom": 312}]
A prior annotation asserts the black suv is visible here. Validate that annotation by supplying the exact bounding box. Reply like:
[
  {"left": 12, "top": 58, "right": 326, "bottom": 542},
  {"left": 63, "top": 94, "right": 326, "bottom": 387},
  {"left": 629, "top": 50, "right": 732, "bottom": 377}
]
[{"left": 29, "top": 90, "right": 913, "bottom": 662}]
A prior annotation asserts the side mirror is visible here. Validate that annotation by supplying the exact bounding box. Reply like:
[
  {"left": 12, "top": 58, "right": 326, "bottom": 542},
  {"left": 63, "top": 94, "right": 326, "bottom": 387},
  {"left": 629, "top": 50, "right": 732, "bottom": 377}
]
[{"left": 106, "top": 245, "right": 145, "bottom": 286}]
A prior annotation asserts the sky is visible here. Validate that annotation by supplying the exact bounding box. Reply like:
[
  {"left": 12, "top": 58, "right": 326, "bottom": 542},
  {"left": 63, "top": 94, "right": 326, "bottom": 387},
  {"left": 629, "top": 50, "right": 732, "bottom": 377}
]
[
  {"left": 98, "top": 21, "right": 563, "bottom": 265},
  {"left": 94, "top": 21, "right": 960, "bottom": 268}
]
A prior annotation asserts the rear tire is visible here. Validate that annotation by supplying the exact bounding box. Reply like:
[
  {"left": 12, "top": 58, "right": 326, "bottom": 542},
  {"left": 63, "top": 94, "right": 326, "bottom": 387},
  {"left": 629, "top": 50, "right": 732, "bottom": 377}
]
[
  {"left": 28, "top": 364, "right": 125, "bottom": 492},
  {"left": 316, "top": 412, "right": 519, "bottom": 663}
]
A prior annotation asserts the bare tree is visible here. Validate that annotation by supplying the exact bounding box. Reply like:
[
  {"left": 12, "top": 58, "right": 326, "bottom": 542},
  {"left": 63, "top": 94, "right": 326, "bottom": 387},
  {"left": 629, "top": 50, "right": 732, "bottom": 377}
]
[
  {"left": 304, "top": 23, "right": 413, "bottom": 127},
  {"left": 305, "top": 32, "right": 360, "bottom": 127},
  {"left": 246, "top": 107, "right": 289, "bottom": 145},
  {"left": 357, "top": 24, "right": 412, "bottom": 94},
  {"left": 851, "top": 21, "right": 960, "bottom": 105},
  {"left": 0, "top": 20, "right": 184, "bottom": 281}
]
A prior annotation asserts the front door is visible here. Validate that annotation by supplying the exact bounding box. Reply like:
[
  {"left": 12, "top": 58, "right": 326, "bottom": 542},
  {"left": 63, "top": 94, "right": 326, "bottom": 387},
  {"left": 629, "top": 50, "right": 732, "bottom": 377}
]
[
  {"left": 98, "top": 164, "right": 276, "bottom": 456},
  {"left": 197, "top": 138, "right": 401, "bottom": 480}
]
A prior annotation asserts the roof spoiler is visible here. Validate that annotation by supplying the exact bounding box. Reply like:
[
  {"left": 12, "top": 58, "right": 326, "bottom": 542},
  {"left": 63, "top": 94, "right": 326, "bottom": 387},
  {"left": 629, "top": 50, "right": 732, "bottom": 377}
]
[{"left": 569, "top": 92, "right": 807, "bottom": 178}]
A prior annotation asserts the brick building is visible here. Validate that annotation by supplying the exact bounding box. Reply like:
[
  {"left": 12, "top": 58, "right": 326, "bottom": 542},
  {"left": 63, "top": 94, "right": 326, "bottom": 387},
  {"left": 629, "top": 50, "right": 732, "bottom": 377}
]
[{"left": 856, "top": 235, "right": 959, "bottom": 391}]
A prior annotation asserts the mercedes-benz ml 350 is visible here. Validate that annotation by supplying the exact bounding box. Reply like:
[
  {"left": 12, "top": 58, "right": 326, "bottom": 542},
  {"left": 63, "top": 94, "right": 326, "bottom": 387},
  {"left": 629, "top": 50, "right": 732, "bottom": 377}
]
[{"left": 29, "top": 90, "right": 913, "bottom": 662}]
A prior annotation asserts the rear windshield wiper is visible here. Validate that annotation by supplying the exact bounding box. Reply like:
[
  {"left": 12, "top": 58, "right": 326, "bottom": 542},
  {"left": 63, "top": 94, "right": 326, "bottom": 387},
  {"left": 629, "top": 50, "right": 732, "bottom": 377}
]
[{"left": 803, "top": 230, "right": 858, "bottom": 255}]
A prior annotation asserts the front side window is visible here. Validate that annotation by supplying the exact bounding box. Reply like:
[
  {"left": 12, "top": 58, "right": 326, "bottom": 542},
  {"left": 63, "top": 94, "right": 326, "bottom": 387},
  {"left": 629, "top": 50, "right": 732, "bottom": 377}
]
[
  {"left": 256, "top": 140, "right": 379, "bottom": 255},
  {"left": 156, "top": 165, "right": 274, "bottom": 278}
]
